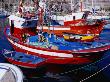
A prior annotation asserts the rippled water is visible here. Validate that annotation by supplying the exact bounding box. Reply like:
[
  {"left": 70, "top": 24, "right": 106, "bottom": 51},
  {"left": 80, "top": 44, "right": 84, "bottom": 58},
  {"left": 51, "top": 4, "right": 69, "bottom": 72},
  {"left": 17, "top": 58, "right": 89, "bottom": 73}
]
[{"left": 1, "top": 17, "right": 110, "bottom": 82}]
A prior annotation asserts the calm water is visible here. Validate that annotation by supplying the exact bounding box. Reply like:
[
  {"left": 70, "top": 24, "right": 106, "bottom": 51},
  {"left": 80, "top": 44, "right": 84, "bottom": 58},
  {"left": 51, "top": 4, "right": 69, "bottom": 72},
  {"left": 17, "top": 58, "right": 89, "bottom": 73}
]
[{"left": 1, "top": 17, "right": 110, "bottom": 82}]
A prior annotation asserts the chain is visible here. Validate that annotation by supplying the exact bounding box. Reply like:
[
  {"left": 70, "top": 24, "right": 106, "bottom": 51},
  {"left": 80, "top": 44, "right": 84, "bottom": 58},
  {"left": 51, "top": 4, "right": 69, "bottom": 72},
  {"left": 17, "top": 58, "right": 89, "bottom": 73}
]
[
  {"left": 23, "top": 52, "right": 110, "bottom": 80},
  {"left": 80, "top": 63, "right": 110, "bottom": 82},
  {"left": 55, "top": 52, "right": 110, "bottom": 76},
  {"left": 40, "top": 52, "right": 110, "bottom": 82},
  {"left": 41, "top": 53, "right": 110, "bottom": 82}
]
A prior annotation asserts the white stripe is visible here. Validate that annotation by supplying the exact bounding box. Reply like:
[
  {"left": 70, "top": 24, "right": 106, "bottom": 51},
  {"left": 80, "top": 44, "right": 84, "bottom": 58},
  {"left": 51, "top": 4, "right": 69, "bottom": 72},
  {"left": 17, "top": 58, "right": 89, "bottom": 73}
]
[
  {"left": 8, "top": 39, "right": 73, "bottom": 58},
  {"left": 37, "top": 26, "right": 70, "bottom": 30}
]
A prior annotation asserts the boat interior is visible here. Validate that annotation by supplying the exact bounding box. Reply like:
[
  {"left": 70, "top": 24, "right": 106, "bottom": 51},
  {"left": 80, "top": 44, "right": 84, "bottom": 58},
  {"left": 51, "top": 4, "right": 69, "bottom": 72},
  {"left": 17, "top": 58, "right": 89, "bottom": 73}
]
[
  {"left": 27, "top": 32, "right": 109, "bottom": 51},
  {"left": 3, "top": 50, "right": 45, "bottom": 64}
]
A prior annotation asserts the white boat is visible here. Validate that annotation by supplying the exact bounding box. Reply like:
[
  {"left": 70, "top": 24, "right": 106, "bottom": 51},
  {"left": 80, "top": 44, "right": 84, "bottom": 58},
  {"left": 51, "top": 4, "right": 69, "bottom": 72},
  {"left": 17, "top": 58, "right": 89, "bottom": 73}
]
[{"left": 0, "top": 63, "right": 23, "bottom": 82}]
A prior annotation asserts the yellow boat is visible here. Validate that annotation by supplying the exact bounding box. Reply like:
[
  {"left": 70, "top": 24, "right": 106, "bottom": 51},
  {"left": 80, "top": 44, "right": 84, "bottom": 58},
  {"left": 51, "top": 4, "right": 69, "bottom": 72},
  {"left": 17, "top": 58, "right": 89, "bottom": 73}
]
[
  {"left": 63, "top": 32, "right": 95, "bottom": 42},
  {"left": 81, "top": 35, "right": 95, "bottom": 41}
]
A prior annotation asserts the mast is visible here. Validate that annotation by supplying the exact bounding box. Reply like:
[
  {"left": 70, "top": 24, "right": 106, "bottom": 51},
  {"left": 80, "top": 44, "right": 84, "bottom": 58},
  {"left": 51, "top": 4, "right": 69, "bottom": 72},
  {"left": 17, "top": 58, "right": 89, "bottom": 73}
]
[
  {"left": 92, "top": 0, "right": 94, "bottom": 10},
  {"left": 18, "top": 0, "right": 23, "bottom": 14},
  {"left": 80, "top": 0, "right": 83, "bottom": 12},
  {"left": 71, "top": 0, "right": 73, "bottom": 12},
  {"left": 1, "top": 0, "right": 2, "bottom": 12},
  {"left": 37, "top": 0, "right": 44, "bottom": 31},
  {"left": 92, "top": 0, "right": 96, "bottom": 16}
]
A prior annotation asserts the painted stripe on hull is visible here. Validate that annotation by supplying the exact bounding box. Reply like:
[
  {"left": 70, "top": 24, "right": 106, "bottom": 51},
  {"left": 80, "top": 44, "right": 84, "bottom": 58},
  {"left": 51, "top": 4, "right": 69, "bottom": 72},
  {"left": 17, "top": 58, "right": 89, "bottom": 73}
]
[
  {"left": 37, "top": 26, "right": 70, "bottom": 30},
  {"left": 8, "top": 38, "right": 73, "bottom": 58}
]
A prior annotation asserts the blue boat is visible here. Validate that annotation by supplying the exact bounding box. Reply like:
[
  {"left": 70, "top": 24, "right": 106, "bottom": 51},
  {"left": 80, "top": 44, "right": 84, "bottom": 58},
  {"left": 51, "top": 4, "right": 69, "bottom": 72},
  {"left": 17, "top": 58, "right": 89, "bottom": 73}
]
[{"left": 2, "top": 49, "right": 46, "bottom": 68}]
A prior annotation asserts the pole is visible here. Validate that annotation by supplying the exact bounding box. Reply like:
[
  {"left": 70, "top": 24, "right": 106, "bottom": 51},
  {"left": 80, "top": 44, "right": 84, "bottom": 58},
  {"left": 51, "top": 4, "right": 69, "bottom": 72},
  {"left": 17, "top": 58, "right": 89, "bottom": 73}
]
[
  {"left": 71, "top": 0, "right": 73, "bottom": 12},
  {"left": 80, "top": 0, "right": 83, "bottom": 12},
  {"left": 92, "top": 0, "right": 94, "bottom": 8}
]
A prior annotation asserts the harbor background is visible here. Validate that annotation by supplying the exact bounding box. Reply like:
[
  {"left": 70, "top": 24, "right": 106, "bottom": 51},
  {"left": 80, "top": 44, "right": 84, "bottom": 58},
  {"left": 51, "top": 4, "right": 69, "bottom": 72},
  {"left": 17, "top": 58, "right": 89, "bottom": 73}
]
[
  {"left": 0, "top": 0, "right": 110, "bottom": 82},
  {"left": 0, "top": 0, "right": 110, "bottom": 15}
]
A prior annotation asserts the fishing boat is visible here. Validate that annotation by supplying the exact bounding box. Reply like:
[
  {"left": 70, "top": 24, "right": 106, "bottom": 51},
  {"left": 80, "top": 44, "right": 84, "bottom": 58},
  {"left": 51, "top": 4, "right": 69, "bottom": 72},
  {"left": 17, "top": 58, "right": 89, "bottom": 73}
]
[
  {"left": 5, "top": 0, "right": 110, "bottom": 65},
  {"left": 0, "top": 63, "right": 23, "bottom": 82},
  {"left": 36, "top": 0, "right": 105, "bottom": 37},
  {"left": 63, "top": 32, "right": 95, "bottom": 42},
  {"left": 8, "top": 0, "right": 105, "bottom": 38},
  {"left": 42, "top": 19, "right": 104, "bottom": 36},
  {"left": 2, "top": 49, "right": 46, "bottom": 68},
  {"left": 5, "top": 24, "right": 110, "bottom": 64}
]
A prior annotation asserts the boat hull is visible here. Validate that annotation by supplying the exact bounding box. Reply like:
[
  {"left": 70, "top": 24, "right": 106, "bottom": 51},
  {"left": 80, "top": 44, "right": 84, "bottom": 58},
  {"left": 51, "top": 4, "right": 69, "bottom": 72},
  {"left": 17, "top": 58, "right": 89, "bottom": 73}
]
[
  {"left": 6, "top": 58, "right": 45, "bottom": 68},
  {"left": 7, "top": 37, "right": 107, "bottom": 65},
  {"left": 0, "top": 63, "right": 23, "bottom": 82},
  {"left": 11, "top": 27, "right": 36, "bottom": 41},
  {"left": 36, "top": 19, "right": 104, "bottom": 36},
  {"left": 5, "top": 25, "right": 109, "bottom": 65}
]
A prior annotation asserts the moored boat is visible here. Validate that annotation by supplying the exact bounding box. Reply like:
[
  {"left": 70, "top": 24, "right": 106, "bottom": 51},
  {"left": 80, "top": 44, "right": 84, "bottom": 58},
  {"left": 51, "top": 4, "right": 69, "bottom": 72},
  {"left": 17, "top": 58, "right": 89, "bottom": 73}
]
[
  {"left": 0, "top": 63, "right": 23, "bottom": 82},
  {"left": 2, "top": 49, "right": 46, "bottom": 68},
  {"left": 7, "top": 0, "right": 105, "bottom": 38},
  {"left": 37, "top": 19, "right": 105, "bottom": 37},
  {"left": 63, "top": 32, "right": 95, "bottom": 42},
  {"left": 37, "top": 0, "right": 106, "bottom": 36},
  {"left": 5, "top": 26, "right": 110, "bottom": 64},
  {"left": 36, "top": 1, "right": 105, "bottom": 36},
  {"left": 4, "top": 0, "right": 110, "bottom": 65}
]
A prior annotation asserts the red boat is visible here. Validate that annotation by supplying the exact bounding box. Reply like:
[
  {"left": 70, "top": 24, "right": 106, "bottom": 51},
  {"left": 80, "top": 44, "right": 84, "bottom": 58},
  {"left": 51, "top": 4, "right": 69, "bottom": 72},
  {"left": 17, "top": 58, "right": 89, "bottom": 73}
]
[
  {"left": 5, "top": 24, "right": 110, "bottom": 65},
  {"left": 37, "top": 19, "right": 105, "bottom": 37},
  {"left": 4, "top": 0, "right": 110, "bottom": 66},
  {"left": 35, "top": 1, "right": 105, "bottom": 37}
]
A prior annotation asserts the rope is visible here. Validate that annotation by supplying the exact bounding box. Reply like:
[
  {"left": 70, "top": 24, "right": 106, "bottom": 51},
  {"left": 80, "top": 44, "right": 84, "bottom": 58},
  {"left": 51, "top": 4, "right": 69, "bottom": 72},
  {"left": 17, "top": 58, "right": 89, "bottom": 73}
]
[
  {"left": 54, "top": 52, "right": 110, "bottom": 76},
  {"left": 80, "top": 63, "right": 110, "bottom": 82}
]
